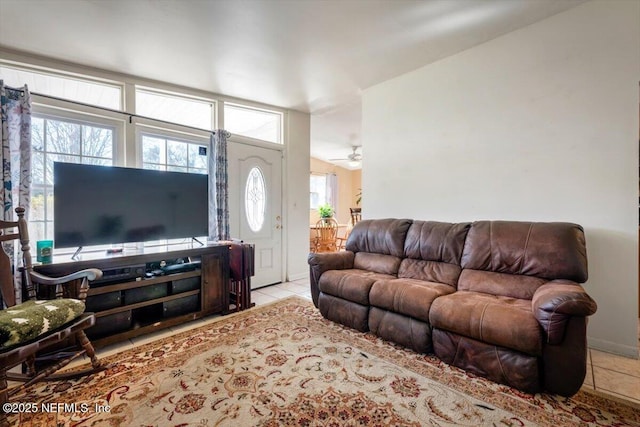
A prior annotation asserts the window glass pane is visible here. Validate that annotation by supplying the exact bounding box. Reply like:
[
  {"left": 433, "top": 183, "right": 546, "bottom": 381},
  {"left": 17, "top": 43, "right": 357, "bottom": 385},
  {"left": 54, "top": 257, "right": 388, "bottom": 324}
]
[
  {"left": 32, "top": 152, "right": 45, "bottom": 185},
  {"left": 82, "top": 126, "right": 113, "bottom": 158},
  {"left": 45, "top": 221, "right": 54, "bottom": 240},
  {"left": 141, "top": 134, "right": 207, "bottom": 175},
  {"left": 245, "top": 167, "right": 266, "bottom": 232},
  {"left": 167, "top": 165, "right": 189, "bottom": 173},
  {"left": 310, "top": 174, "right": 327, "bottom": 209},
  {"left": 30, "top": 221, "right": 45, "bottom": 243},
  {"left": 46, "top": 120, "right": 81, "bottom": 155},
  {"left": 224, "top": 104, "right": 282, "bottom": 143},
  {"left": 143, "top": 162, "right": 164, "bottom": 171},
  {"left": 136, "top": 89, "right": 213, "bottom": 130},
  {"left": 46, "top": 155, "right": 78, "bottom": 185},
  {"left": 167, "top": 140, "right": 187, "bottom": 167},
  {"left": 31, "top": 189, "right": 45, "bottom": 221},
  {"left": 142, "top": 135, "right": 166, "bottom": 164},
  {"left": 188, "top": 144, "right": 207, "bottom": 169},
  {"left": 32, "top": 117, "right": 44, "bottom": 151},
  {"left": 82, "top": 157, "right": 112, "bottom": 166},
  {"left": 45, "top": 190, "right": 53, "bottom": 226},
  {"left": 0, "top": 65, "right": 121, "bottom": 109}
]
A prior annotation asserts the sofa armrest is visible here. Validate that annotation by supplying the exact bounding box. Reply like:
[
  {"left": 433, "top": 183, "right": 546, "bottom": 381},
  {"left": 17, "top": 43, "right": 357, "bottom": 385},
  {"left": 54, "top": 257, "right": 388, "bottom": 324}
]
[
  {"left": 308, "top": 251, "right": 355, "bottom": 307},
  {"left": 532, "top": 280, "right": 597, "bottom": 345}
]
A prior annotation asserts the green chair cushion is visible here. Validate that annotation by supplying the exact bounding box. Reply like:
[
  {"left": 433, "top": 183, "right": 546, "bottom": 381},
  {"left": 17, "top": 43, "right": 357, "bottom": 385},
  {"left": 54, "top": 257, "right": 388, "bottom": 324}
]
[{"left": 0, "top": 299, "right": 86, "bottom": 350}]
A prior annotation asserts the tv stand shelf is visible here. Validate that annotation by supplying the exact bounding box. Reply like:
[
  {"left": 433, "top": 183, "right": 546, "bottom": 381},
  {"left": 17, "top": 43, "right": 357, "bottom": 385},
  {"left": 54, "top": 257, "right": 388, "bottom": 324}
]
[{"left": 33, "top": 244, "right": 229, "bottom": 349}]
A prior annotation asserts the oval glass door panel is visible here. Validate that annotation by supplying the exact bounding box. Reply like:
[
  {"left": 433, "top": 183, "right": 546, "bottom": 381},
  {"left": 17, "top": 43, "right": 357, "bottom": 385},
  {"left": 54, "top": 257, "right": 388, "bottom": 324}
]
[{"left": 245, "top": 167, "right": 266, "bottom": 232}]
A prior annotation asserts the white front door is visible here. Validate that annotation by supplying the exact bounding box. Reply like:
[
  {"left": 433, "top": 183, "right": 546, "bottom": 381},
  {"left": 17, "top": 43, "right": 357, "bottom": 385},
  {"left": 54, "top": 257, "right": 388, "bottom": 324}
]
[{"left": 228, "top": 143, "right": 283, "bottom": 288}]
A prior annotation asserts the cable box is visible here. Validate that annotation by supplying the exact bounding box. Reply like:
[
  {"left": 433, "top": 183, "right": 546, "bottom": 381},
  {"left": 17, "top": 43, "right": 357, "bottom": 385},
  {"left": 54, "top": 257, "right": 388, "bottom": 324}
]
[{"left": 93, "top": 264, "right": 146, "bottom": 286}]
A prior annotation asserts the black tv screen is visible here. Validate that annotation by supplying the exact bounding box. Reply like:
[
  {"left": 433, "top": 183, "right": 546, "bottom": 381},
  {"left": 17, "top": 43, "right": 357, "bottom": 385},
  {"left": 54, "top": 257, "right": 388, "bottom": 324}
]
[{"left": 54, "top": 163, "right": 208, "bottom": 248}]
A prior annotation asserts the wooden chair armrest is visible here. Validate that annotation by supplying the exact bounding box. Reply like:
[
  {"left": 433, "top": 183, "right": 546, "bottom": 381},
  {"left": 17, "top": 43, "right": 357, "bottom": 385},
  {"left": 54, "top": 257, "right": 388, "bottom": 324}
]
[{"left": 29, "top": 268, "right": 103, "bottom": 286}]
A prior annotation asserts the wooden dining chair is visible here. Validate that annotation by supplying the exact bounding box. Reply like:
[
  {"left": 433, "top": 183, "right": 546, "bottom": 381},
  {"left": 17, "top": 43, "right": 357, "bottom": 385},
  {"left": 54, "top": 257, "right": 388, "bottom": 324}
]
[
  {"left": 336, "top": 222, "right": 352, "bottom": 251},
  {"left": 313, "top": 218, "right": 339, "bottom": 253},
  {"left": 350, "top": 208, "right": 362, "bottom": 226},
  {"left": 0, "top": 207, "right": 105, "bottom": 421}
]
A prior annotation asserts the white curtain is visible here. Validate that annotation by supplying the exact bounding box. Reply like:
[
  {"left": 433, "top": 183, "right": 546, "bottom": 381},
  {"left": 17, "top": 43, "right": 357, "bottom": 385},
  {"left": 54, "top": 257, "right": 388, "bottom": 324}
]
[
  {"left": 327, "top": 173, "right": 338, "bottom": 217},
  {"left": 0, "top": 81, "right": 32, "bottom": 306}
]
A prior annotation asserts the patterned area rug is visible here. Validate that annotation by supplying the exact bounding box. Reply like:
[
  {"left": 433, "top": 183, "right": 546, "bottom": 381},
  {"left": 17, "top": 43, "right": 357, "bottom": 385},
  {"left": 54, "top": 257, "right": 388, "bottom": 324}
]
[{"left": 8, "top": 296, "right": 640, "bottom": 426}]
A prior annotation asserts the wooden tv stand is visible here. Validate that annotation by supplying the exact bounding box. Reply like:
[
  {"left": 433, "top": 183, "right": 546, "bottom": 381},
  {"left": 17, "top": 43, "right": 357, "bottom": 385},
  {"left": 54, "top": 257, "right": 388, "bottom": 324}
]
[{"left": 33, "top": 243, "right": 229, "bottom": 349}]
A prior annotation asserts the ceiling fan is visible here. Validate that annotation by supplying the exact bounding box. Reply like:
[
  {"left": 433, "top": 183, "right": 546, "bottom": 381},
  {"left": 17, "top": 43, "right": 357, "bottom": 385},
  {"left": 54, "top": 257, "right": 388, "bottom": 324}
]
[{"left": 329, "top": 146, "right": 362, "bottom": 167}]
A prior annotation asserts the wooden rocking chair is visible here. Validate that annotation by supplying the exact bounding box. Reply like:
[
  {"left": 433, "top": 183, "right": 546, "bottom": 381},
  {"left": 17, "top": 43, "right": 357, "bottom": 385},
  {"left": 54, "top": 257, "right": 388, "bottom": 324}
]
[{"left": 0, "top": 207, "right": 105, "bottom": 422}]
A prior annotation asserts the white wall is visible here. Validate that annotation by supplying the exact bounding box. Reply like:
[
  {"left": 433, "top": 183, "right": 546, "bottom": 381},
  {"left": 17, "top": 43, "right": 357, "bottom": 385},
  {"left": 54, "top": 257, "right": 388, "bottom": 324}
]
[
  {"left": 362, "top": 1, "right": 640, "bottom": 356},
  {"left": 286, "top": 110, "right": 311, "bottom": 281}
]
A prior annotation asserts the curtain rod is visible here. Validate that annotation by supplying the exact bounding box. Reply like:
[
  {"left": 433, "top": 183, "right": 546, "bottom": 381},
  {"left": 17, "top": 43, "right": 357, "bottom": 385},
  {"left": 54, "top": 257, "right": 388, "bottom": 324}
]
[{"left": 6, "top": 85, "right": 216, "bottom": 136}]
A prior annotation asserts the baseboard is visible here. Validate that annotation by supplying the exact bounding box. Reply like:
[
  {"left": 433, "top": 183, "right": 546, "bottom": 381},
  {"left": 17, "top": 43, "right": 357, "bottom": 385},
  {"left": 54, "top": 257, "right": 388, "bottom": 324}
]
[
  {"left": 588, "top": 336, "right": 639, "bottom": 359},
  {"left": 287, "top": 271, "right": 309, "bottom": 281}
]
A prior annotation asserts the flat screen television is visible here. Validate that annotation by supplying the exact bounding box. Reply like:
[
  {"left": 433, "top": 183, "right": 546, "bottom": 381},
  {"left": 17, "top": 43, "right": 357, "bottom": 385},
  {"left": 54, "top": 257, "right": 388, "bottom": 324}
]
[{"left": 53, "top": 163, "right": 208, "bottom": 249}]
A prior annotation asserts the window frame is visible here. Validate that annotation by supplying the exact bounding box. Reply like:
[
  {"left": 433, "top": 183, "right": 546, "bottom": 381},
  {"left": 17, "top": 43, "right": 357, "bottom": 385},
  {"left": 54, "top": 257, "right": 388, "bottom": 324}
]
[
  {"left": 135, "top": 125, "right": 210, "bottom": 171},
  {"left": 29, "top": 106, "right": 125, "bottom": 246}
]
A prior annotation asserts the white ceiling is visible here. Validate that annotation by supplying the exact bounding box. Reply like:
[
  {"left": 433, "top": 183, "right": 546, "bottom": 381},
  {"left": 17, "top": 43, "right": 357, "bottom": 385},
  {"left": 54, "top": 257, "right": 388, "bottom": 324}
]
[{"left": 0, "top": 0, "right": 586, "bottom": 168}]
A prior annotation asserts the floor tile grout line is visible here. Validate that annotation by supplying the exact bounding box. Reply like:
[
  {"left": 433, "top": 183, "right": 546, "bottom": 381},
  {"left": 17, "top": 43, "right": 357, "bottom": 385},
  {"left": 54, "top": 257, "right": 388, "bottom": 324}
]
[
  {"left": 589, "top": 349, "right": 596, "bottom": 388},
  {"left": 591, "top": 365, "right": 640, "bottom": 380}
]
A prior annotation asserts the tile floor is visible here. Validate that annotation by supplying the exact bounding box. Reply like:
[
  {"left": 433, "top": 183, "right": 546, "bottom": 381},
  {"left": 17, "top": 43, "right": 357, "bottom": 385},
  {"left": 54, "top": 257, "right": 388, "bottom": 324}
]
[{"left": 61, "top": 279, "right": 640, "bottom": 406}]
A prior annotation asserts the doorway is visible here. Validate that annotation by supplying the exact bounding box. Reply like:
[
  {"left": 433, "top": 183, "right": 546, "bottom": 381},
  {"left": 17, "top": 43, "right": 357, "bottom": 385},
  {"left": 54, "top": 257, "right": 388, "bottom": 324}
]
[{"left": 228, "top": 142, "right": 283, "bottom": 288}]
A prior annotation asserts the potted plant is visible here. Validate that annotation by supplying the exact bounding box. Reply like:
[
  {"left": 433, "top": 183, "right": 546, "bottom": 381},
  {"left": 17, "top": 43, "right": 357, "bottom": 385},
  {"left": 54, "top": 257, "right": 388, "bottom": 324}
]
[{"left": 318, "top": 203, "right": 334, "bottom": 223}]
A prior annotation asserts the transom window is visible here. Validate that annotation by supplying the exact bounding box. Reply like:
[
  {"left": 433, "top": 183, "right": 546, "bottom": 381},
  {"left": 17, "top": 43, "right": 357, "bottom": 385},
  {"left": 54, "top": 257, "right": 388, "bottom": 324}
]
[
  {"left": 224, "top": 103, "right": 282, "bottom": 144},
  {"left": 141, "top": 134, "right": 208, "bottom": 174},
  {"left": 30, "top": 115, "right": 115, "bottom": 242},
  {"left": 0, "top": 64, "right": 122, "bottom": 110},
  {"left": 136, "top": 88, "right": 214, "bottom": 130}
]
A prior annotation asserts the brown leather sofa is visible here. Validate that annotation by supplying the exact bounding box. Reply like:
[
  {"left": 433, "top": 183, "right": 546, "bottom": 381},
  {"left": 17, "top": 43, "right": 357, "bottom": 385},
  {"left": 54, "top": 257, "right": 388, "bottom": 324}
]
[{"left": 308, "top": 218, "right": 597, "bottom": 396}]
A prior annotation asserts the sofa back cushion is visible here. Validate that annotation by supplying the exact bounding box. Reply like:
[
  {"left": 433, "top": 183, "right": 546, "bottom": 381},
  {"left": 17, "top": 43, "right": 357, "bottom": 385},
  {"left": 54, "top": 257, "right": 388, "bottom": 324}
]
[
  {"left": 398, "top": 221, "right": 471, "bottom": 286},
  {"left": 346, "top": 218, "right": 412, "bottom": 257},
  {"left": 458, "top": 269, "right": 547, "bottom": 300},
  {"left": 347, "top": 218, "right": 412, "bottom": 276},
  {"left": 460, "top": 221, "right": 588, "bottom": 297}
]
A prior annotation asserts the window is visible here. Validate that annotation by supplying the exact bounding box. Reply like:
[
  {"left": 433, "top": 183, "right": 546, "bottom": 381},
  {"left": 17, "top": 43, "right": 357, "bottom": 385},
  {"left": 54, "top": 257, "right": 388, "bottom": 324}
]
[
  {"left": 0, "top": 64, "right": 122, "bottom": 110},
  {"left": 224, "top": 103, "right": 282, "bottom": 144},
  {"left": 141, "top": 134, "right": 208, "bottom": 174},
  {"left": 310, "top": 174, "right": 327, "bottom": 210},
  {"left": 30, "top": 115, "right": 115, "bottom": 242},
  {"left": 140, "top": 133, "right": 208, "bottom": 246},
  {"left": 310, "top": 173, "right": 337, "bottom": 212},
  {"left": 136, "top": 88, "right": 214, "bottom": 130}
]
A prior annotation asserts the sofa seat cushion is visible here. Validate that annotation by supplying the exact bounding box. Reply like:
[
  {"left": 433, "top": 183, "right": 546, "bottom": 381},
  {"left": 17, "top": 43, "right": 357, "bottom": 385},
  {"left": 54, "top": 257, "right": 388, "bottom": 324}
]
[
  {"left": 369, "top": 278, "right": 454, "bottom": 322},
  {"left": 318, "top": 269, "right": 396, "bottom": 305},
  {"left": 0, "top": 299, "right": 86, "bottom": 350},
  {"left": 429, "top": 291, "right": 542, "bottom": 356}
]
